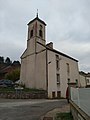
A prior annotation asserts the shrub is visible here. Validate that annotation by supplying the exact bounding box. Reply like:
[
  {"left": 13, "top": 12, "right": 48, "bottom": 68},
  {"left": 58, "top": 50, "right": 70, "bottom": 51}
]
[
  {"left": 55, "top": 112, "right": 73, "bottom": 120},
  {"left": 5, "top": 69, "right": 20, "bottom": 82}
]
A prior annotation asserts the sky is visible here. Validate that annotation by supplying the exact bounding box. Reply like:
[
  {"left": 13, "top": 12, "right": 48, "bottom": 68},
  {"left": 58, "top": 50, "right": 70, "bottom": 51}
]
[{"left": 0, "top": 0, "right": 90, "bottom": 72}]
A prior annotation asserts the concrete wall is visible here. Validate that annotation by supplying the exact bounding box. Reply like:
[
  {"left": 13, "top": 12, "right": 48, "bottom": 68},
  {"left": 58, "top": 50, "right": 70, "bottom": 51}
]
[
  {"left": 0, "top": 91, "right": 47, "bottom": 99},
  {"left": 20, "top": 54, "right": 36, "bottom": 88},
  {"left": 79, "top": 74, "right": 86, "bottom": 87},
  {"left": 20, "top": 51, "right": 46, "bottom": 90},
  {"left": 47, "top": 50, "right": 79, "bottom": 98},
  {"left": 47, "top": 50, "right": 58, "bottom": 98},
  {"left": 20, "top": 57, "right": 27, "bottom": 85},
  {"left": 86, "top": 76, "right": 90, "bottom": 86},
  {"left": 35, "top": 50, "right": 46, "bottom": 90}
]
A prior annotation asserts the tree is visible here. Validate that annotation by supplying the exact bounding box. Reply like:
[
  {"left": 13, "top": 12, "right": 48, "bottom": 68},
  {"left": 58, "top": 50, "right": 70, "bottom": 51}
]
[
  {"left": 0, "top": 56, "right": 4, "bottom": 63},
  {"left": 5, "top": 69, "right": 20, "bottom": 82},
  {"left": 5, "top": 57, "right": 12, "bottom": 65},
  {"left": 12, "top": 61, "right": 20, "bottom": 66}
]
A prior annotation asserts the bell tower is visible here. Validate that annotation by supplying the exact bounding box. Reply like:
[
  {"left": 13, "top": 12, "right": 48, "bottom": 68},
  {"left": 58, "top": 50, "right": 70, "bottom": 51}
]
[
  {"left": 20, "top": 14, "right": 47, "bottom": 90},
  {"left": 27, "top": 13, "right": 46, "bottom": 54}
]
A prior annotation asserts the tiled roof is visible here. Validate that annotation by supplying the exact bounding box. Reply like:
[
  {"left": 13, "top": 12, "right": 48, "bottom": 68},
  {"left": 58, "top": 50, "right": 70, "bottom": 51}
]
[
  {"left": 47, "top": 47, "right": 78, "bottom": 62},
  {"left": 27, "top": 16, "right": 46, "bottom": 26},
  {"left": 37, "top": 42, "right": 78, "bottom": 62}
]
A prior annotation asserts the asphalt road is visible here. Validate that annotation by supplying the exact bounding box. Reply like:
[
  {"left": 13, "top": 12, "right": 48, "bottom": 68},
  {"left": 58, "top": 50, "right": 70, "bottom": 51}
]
[{"left": 0, "top": 99, "right": 68, "bottom": 120}]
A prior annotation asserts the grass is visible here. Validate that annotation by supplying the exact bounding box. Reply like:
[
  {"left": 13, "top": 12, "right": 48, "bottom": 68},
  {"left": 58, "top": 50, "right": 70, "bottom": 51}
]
[
  {"left": 55, "top": 112, "right": 73, "bottom": 120},
  {"left": 0, "top": 87, "right": 46, "bottom": 93},
  {"left": 0, "top": 87, "right": 15, "bottom": 92}
]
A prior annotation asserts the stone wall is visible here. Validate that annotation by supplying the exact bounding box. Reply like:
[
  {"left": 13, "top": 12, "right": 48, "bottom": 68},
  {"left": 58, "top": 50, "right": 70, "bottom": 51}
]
[
  {"left": 0, "top": 91, "right": 47, "bottom": 99},
  {"left": 70, "top": 100, "right": 90, "bottom": 120}
]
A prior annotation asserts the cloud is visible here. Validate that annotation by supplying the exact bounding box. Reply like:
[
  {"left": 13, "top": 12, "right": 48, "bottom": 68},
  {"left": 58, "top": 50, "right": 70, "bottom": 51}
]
[{"left": 0, "top": 0, "right": 90, "bottom": 72}]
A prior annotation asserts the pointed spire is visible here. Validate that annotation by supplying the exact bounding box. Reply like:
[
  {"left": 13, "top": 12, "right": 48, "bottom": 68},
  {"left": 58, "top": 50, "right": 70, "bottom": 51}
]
[{"left": 36, "top": 9, "right": 38, "bottom": 18}]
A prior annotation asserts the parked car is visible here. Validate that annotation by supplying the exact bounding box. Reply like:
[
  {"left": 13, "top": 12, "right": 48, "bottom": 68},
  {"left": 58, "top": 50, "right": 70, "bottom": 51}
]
[{"left": 0, "top": 79, "right": 15, "bottom": 87}]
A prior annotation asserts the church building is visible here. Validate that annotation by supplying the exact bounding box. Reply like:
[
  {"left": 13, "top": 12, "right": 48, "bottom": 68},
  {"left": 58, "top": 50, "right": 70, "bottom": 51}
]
[{"left": 20, "top": 14, "right": 79, "bottom": 98}]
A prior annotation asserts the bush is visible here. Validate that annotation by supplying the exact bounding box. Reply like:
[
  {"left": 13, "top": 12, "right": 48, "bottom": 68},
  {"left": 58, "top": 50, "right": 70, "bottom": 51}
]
[
  {"left": 55, "top": 112, "right": 73, "bottom": 120},
  {"left": 5, "top": 69, "right": 20, "bottom": 82}
]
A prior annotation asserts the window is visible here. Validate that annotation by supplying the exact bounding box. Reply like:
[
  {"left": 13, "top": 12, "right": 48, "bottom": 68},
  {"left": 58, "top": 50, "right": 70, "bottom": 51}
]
[
  {"left": 52, "top": 91, "right": 55, "bottom": 98},
  {"left": 57, "top": 74, "right": 60, "bottom": 84},
  {"left": 40, "top": 25, "right": 42, "bottom": 29},
  {"left": 68, "top": 78, "right": 70, "bottom": 83},
  {"left": 57, "top": 91, "right": 61, "bottom": 98},
  {"left": 39, "top": 30, "right": 43, "bottom": 37},
  {"left": 66, "top": 63, "right": 70, "bottom": 75},
  {"left": 39, "top": 25, "right": 43, "bottom": 38},
  {"left": 56, "top": 55, "right": 59, "bottom": 59},
  {"left": 86, "top": 79, "right": 89, "bottom": 83},
  {"left": 76, "top": 79, "right": 78, "bottom": 86},
  {"left": 56, "top": 60, "right": 59, "bottom": 69},
  {"left": 56, "top": 55, "right": 59, "bottom": 70},
  {"left": 30, "top": 30, "right": 33, "bottom": 38}
]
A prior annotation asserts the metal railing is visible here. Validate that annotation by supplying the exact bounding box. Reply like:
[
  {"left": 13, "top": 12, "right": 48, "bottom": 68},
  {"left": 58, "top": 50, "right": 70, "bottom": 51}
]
[{"left": 70, "top": 87, "right": 90, "bottom": 116}]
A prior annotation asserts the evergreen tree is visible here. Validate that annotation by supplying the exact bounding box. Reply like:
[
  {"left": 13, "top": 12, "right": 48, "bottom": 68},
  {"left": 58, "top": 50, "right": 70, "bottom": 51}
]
[
  {"left": 12, "top": 61, "right": 20, "bottom": 65},
  {"left": 0, "top": 56, "right": 4, "bottom": 63},
  {"left": 5, "top": 57, "right": 12, "bottom": 65}
]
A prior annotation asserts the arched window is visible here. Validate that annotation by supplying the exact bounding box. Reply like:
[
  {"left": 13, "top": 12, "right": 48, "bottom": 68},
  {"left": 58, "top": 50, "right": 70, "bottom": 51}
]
[
  {"left": 39, "top": 25, "right": 43, "bottom": 38},
  {"left": 30, "top": 30, "right": 33, "bottom": 38},
  {"left": 39, "top": 30, "right": 43, "bottom": 37}
]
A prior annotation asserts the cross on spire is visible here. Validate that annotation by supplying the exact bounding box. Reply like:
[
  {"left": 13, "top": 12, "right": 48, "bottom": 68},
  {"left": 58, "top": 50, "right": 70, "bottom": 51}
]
[{"left": 36, "top": 9, "right": 38, "bottom": 18}]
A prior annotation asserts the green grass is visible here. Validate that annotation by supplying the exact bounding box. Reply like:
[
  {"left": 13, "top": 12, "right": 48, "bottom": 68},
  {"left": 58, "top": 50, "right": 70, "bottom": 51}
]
[
  {"left": 0, "top": 87, "right": 15, "bottom": 92},
  {"left": 0, "top": 87, "right": 46, "bottom": 93},
  {"left": 55, "top": 112, "right": 73, "bottom": 120}
]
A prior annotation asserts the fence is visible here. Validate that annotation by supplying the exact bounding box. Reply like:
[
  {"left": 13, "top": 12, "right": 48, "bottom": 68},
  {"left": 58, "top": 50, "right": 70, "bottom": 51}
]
[{"left": 70, "top": 87, "right": 90, "bottom": 116}]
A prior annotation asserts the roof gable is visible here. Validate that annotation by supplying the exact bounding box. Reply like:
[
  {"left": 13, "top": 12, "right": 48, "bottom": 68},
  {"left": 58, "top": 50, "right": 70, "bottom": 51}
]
[
  {"left": 47, "top": 47, "right": 78, "bottom": 62},
  {"left": 27, "top": 16, "right": 46, "bottom": 26},
  {"left": 37, "top": 41, "right": 78, "bottom": 62}
]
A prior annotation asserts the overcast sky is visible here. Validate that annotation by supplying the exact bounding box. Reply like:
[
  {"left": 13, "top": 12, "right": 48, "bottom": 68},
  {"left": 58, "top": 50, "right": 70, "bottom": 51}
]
[{"left": 0, "top": 0, "right": 90, "bottom": 72}]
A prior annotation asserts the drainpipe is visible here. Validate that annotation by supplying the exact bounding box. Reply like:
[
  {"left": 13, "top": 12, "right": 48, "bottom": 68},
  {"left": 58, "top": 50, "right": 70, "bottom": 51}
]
[{"left": 46, "top": 49, "right": 48, "bottom": 91}]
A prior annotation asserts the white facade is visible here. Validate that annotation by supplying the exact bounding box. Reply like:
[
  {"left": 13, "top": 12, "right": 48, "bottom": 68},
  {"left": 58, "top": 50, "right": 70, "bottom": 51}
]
[
  {"left": 79, "top": 73, "right": 86, "bottom": 87},
  {"left": 79, "top": 72, "right": 90, "bottom": 87},
  {"left": 86, "top": 74, "right": 90, "bottom": 87},
  {"left": 47, "top": 49, "right": 79, "bottom": 98},
  {"left": 20, "top": 15, "right": 79, "bottom": 98}
]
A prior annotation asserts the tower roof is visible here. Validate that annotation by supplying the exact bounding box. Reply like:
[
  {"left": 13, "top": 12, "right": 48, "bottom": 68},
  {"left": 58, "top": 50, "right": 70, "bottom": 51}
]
[{"left": 27, "top": 15, "right": 46, "bottom": 26}]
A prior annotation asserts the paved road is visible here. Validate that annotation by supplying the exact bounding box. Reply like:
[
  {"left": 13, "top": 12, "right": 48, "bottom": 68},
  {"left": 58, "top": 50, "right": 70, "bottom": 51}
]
[{"left": 0, "top": 99, "right": 68, "bottom": 120}]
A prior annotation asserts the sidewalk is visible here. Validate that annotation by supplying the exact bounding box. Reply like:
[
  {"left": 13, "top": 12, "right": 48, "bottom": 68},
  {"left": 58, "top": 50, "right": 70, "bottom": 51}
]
[{"left": 40, "top": 104, "right": 70, "bottom": 120}]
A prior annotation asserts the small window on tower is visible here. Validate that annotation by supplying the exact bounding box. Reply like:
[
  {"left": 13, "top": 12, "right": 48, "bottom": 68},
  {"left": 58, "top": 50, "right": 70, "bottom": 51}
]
[
  {"left": 39, "top": 30, "right": 43, "bottom": 37},
  {"left": 30, "top": 30, "right": 33, "bottom": 38},
  {"left": 40, "top": 25, "right": 42, "bottom": 29},
  {"left": 39, "top": 25, "right": 43, "bottom": 37}
]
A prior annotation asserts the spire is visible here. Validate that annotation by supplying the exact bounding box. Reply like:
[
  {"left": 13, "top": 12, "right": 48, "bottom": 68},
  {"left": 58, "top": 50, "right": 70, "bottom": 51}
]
[
  {"left": 28, "top": 10, "right": 46, "bottom": 26},
  {"left": 36, "top": 9, "right": 38, "bottom": 18}
]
